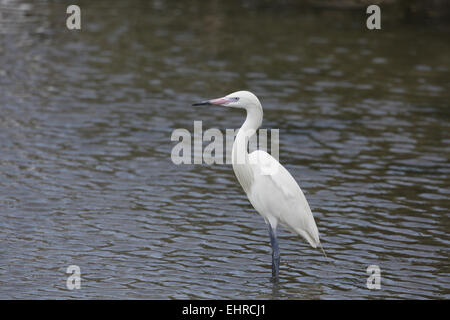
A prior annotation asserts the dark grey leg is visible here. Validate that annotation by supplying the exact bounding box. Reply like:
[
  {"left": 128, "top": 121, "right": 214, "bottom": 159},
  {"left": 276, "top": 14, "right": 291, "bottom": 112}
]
[{"left": 268, "top": 224, "right": 280, "bottom": 278}]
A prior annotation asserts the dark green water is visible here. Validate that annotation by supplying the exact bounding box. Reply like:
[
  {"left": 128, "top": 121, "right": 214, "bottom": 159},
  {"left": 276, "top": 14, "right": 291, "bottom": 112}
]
[{"left": 0, "top": 1, "right": 449, "bottom": 299}]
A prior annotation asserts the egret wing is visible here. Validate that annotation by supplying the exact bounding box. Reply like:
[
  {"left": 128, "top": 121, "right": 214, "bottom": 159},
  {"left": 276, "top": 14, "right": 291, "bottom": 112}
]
[{"left": 248, "top": 150, "right": 320, "bottom": 247}]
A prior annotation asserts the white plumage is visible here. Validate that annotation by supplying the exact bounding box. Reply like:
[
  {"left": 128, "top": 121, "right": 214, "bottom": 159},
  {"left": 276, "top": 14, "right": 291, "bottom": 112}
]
[
  {"left": 193, "top": 90, "right": 323, "bottom": 278},
  {"left": 246, "top": 150, "right": 320, "bottom": 248}
]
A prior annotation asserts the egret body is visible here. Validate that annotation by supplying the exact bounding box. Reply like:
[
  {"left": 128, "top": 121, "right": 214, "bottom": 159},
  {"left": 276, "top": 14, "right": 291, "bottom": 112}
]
[{"left": 193, "top": 91, "right": 323, "bottom": 278}]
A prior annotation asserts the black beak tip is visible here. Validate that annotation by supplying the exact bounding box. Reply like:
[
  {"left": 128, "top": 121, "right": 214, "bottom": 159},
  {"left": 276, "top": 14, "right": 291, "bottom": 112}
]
[{"left": 192, "top": 101, "right": 211, "bottom": 106}]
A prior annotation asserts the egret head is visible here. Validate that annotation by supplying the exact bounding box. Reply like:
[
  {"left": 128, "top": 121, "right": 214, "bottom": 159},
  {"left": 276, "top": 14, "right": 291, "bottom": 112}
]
[{"left": 193, "top": 90, "right": 262, "bottom": 111}]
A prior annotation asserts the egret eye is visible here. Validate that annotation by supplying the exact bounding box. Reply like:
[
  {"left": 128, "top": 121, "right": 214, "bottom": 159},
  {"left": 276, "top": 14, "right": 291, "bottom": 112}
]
[{"left": 229, "top": 97, "right": 240, "bottom": 102}]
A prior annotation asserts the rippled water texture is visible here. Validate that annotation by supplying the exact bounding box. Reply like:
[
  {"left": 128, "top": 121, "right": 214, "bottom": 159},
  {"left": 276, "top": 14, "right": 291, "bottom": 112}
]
[{"left": 0, "top": 1, "right": 449, "bottom": 299}]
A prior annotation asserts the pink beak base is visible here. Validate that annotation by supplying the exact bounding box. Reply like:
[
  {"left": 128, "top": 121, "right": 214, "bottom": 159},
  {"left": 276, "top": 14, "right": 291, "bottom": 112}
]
[{"left": 208, "top": 97, "right": 229, "bottom": 105}]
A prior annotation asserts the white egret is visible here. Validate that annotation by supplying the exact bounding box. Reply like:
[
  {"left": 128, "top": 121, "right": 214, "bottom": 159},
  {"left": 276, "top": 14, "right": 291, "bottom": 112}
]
[{"left": 193, "top": 90, "right": 325, "bottom": 278}]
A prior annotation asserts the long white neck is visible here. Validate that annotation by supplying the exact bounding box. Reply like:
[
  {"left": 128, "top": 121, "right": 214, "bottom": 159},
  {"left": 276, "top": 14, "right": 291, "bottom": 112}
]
[{"left": 231, "top": 106, "right": 263, "bottom": 194}]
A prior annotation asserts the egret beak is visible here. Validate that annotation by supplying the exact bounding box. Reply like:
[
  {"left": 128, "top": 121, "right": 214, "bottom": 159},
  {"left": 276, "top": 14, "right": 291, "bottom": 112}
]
[
  {"left": 192, "top": 100, "right": 211, "bottom": 106},
  {"left": 192, "top": 97, "right": 230, "bottom": 106}
]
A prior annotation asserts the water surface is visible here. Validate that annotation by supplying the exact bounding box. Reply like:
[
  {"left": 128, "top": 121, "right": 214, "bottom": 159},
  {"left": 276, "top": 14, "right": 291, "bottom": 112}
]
[{"left": 0, "top": 1, "right": 449, "bottom": 299}]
